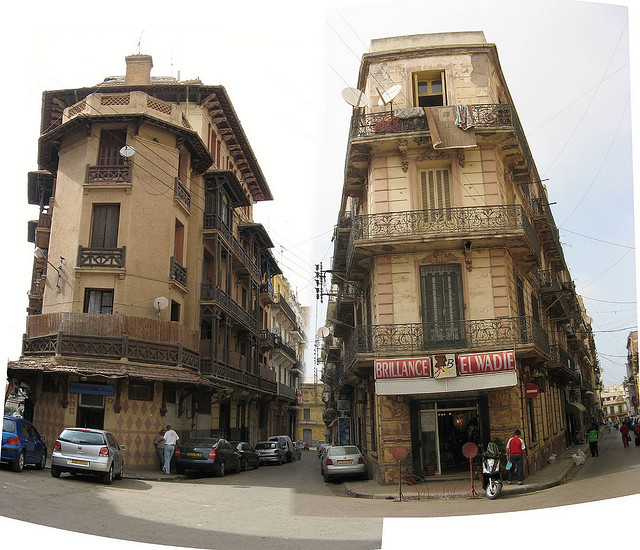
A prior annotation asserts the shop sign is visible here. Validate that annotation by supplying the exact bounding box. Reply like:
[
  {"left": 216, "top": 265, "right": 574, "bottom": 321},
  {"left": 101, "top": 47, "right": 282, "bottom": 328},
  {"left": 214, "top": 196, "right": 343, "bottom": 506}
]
[
  {"left": 458, "top": 350, "right": 515, "bottom": 375},
  {"left": 69, "top": 383, "right": 114, "bottom": 396},
  {"left": 374, "top": 357, "right": 432, "bottom": 379},
  {"left": 337, "top": 417, "right": 353, "bottom": 445},
  {"left": 337, "top": 400, "right": 351, "bottom": 411},
  {"left": 432, "top": 354, "right": 456, "bottom": 379}
]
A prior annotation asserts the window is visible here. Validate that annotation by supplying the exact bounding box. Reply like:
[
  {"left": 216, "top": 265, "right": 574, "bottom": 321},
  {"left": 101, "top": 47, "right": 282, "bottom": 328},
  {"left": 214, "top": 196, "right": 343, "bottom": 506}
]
[
  {"left": 178, "top": 147, "right": 189, "bottom": 184},
  {"left": 84, "top": 289, "right": 114, "bottom": 314},
  {"left": 303, "top": 408, "right": 311, "bottom": 421},
  {"left": 174, "top": 219, "right": 184, "bottom": 265},
  {"left": 413, "top": 71, "right": 445, "bottom": 107},
  {"left": 170, "top": 300, "right": 180, "bottom": 322},
  {"left": 91, "top": 204, "right": 120, "bottom": 248},
  {"left": 42, "top": 374, "right": 58, "bottom": 393},
  {"left": 128, "top": 381, "right": 154, "bottom": 401},
  {"left": 419, "top": 168, "right": 452, "bottom": 210},
  {"left": 97, "top": 128, "right": 127, "bottom": 166},
  {"left": 420, "top": 264, "right": 465, "bottom": 346}
]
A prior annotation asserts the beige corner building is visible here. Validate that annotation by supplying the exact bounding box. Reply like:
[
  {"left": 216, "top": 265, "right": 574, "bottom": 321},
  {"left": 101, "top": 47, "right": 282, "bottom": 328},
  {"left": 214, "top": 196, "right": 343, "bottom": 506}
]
[
  {"left": 7, "top": 55, "right": 306, "bottom": 468},
  {"left": 324, "top": 32, "right": 600, "bottom": 483}
]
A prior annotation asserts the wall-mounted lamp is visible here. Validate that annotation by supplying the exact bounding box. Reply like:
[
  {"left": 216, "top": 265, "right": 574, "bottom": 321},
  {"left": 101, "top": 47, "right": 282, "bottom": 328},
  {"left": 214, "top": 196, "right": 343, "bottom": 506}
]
[{"left": 34, "top": 247, "right": 62, "bottom": 291}]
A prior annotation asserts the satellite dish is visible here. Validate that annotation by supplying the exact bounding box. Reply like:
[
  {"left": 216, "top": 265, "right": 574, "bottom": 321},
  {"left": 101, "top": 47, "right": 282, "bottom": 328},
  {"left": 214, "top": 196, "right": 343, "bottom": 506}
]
[
  {"left": 377, "top": 84, "right": 402, "bottom": 106},
  {"left": 119, "top": 145, "right": 136, "bottom": 158},
  {"left": 341, "top": 87, "right": 367, "bottom": 108},
  {"left": 154, "top": 296, "right": 169, "bottom": 316},
  {"left": 316, "top": 326, "right": 330, "bottom": 339}
]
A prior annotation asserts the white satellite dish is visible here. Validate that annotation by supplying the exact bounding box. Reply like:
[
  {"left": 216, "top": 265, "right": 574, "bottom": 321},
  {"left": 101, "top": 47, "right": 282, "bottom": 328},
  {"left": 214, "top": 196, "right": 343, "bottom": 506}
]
[
  {"left": 341, "top": 87, "right": 367, "bottom": 108},
  {"left": 316, "top": 326, "right": 330, "bottom": 339},
  {"left": 154, "top": 296, "right": 169, "bottom": 316},
  {"left": 119, "top": 145, "right": 136, "bottom": 158},
  {"left": 377, "top": 84, "right": 402, "bottom": 107}
]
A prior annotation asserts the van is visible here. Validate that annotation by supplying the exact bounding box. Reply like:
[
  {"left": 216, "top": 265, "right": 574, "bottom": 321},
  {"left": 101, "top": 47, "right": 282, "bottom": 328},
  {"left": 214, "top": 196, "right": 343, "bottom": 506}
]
[{"left": 268, "top": 435, "right": 294, "bottom": 462}]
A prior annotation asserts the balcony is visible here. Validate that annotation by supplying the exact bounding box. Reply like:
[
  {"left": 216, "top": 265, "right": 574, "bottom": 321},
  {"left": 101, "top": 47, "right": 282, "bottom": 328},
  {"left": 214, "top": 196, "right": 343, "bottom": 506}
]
[
  {"left": 173, "top": 178, "right": 191, "bottom": 212},
  {"left": 170, "top": 257, "right": 187, "bottom": 288},
  {"left": 346, "top": 205, "right": 540, "bottom": 276},
  {"left": 200, "top": 283, "right": 258, "bottom": 332},
  {"left": 85, "top": 164, "right": 132, "bottom": 184},
  {"left": 22, "top": 312, "right": 199, "bottom": 370},
  {"left": 344, "top": 316, "right": 549, "bottom": 370},
  {"left": 274, "top": 336, "right": 297, "bottom": 362},
  {"left": 533, "top": 269, "right": 578, "bottom": 321},
  {"left": 77, "top": 246, "right": 126, "bottom": 269},
  {"left": 260, "top": 281, "right": 276, "bottom": 303},
  {"left": 277, "top": 382, "right": 298, "bottom": 401},
  {"left": 275, "top": 293, "right": 297, "bottom": 324},
  {"left": 531, "top": 198, "right": 567, "bottom": 269}
]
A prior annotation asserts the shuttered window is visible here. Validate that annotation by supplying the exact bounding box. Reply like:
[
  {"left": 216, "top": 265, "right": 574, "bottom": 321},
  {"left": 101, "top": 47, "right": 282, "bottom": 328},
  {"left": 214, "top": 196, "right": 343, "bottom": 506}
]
[
  {"left": 97, "top": 129, "right": 127, "bottom": 166},
  {"left": 420, "top": 264, "right": 465, "bottom": 346},
  {"left": 420, "top": 168, "right": 451, "bottom": 210},
  {"left": 90, "top": 205, "right": 120, "bottom": 248}
]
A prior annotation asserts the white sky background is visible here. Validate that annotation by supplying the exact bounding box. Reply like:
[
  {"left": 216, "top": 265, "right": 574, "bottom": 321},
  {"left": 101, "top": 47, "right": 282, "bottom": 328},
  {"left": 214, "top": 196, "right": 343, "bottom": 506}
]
[
  {"left": 4, "top": 0, "right": 636, "bottom": 388},
  {"left": 0, "top": 0, "right": 638, "bottom": 547}
]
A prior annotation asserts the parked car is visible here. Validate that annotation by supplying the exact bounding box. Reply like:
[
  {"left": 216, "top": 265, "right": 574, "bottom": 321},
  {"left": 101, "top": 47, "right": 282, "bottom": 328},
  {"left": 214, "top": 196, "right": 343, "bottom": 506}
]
[
  {"left": 255, "top": 441, "right": 286, "bottom": 465},
  {"left": 230, "top": 441, "right": 260, "bottom": 471},
  {"left": 1, "top": 416, "right": 47, "bottom": 472},
  {"left": 321, "top": 445, "right": 367, "bottom": 482},
  {"left": 317, "top": 443, "right": 331, "bottom": 459},
  {"left": 295, "top": 440, "right": 310, "bottom": 451},
  {"left": 268, "top": 435, "right": 294, "bottom": 462},
  {"left": 50, "top": 427, "right": 126, "bottom": 484},
  {"left": 174, "top": 437, "right": 241, "bottom": 476}
]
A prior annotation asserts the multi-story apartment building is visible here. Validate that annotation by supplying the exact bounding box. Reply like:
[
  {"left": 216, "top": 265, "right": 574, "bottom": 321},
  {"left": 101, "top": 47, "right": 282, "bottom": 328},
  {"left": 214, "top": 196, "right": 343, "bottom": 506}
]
[
  {"left": 324, "top": 32, "right": 599, "bottom": 483},
  {"left": 296, "top": 378, "right": 326, "bottom": 446},
  {"left": 6, "top": 54, "right": 304, "bottom": 468},
  {"left": 624, "top": 331, "right": 638, "bottom": 416},
  {"left": 601, "top": 384, "right": 629, "bottom": 426}
]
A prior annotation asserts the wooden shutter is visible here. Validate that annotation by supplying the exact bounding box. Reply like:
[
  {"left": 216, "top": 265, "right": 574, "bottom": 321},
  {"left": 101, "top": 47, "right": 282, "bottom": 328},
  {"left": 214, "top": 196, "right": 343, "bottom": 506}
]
[
  {"left": 420, "top": 168, "right": 452, "bottom": 210},
  {"left": 97, "top": 129, "right": 127, "bottom": 166},
  {"left": 91, "top": 205, "right": 120, "bottom": 248},
  {"left": 420, "top": 264, "right": 465, "bottom": 346}
]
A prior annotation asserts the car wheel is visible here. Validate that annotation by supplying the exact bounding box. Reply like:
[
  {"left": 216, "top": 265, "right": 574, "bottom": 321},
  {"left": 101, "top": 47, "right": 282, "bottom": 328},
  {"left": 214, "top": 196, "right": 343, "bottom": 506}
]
[
  {"left": 12, "top": 450, "right": 25, "bottom": 472},
  {"left": 102, "top": 465, "right": 114, "bottom": 485},
  {"left": 114, "top": 461, "right": 124, "bottom": 480},
  {"left": 35, "top": 450, "right": 46, "bottom": 470},
  {"left": 50, "top": 465, "right": 61, "bottom": 478},
  {"left": 240, "top": 458, "right": 248, "bottom": 472},
  {"left": 254, "top": 459, "right": 259, "bottom": 470},
  {"left": 324, "top": 473, "right": 332, "bottom": 483},
  {"left": 214, "top": 460, "right": 226, "bottom": 477}
]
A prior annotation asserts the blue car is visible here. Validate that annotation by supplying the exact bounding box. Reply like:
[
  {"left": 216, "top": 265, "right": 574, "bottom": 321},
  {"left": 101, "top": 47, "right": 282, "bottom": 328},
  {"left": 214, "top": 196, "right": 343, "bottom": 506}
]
[{"left": 1, "top": 416, "right": 48, "bottom": 472}]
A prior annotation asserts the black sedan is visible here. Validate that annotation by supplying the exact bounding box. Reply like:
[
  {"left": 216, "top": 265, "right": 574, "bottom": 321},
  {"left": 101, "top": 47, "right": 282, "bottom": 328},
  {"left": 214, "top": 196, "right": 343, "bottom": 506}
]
[
  {"left": 230, "top": 441, "right": 260, "bottom": 471},
  {"left": 174, "top": 437, "right": 241, "bottom": 476}
]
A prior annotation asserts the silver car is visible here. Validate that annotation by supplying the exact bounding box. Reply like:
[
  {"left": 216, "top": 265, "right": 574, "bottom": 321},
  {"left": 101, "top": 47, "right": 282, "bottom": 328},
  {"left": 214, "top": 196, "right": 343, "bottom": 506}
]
[
  {"left": 255, "top": 441, "right": 286, "bottom": 465},
  {"left": 51, "top": 427, "right": 126, "bottom": 484},
  {"left": 321, "top": 445, "right": 367, "bottom": 482}
]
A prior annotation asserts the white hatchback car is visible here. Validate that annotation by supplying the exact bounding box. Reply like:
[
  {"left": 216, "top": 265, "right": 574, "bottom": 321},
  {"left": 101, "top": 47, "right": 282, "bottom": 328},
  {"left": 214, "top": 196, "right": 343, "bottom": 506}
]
[
  {"left": 321, "top": 445, "right": 367, "bottom": 482},
  {"left": 51, "top": 427, "right": 126, "bottom": 484}
]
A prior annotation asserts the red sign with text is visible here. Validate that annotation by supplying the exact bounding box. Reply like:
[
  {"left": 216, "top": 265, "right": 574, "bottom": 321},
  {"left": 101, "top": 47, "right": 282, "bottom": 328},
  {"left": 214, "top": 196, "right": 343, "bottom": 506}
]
[
  {"left": 458, "top": 350, "right": 516, "bottom": 375},
  {"left": 374, "top": 357, "right": 432, "bottom": 379}
]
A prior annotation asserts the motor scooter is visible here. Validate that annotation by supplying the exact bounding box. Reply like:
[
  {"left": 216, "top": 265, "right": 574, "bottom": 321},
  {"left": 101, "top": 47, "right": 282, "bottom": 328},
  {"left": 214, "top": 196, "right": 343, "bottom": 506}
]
[{"left": 481, "top": 442, "right": 503, "bottom": 499}]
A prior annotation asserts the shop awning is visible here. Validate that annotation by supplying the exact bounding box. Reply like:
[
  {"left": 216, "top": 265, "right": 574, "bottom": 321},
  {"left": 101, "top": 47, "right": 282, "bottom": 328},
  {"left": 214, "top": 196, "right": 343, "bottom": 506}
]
[{"left": 566, "top": 402, "right": 587, "bottom": 414}]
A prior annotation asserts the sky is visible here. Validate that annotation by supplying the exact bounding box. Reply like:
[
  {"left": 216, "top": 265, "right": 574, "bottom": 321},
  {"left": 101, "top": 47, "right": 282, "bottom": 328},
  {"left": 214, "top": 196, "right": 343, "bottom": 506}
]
[{"left": 0, "top": 0, "right": 638, "bottom": 544}]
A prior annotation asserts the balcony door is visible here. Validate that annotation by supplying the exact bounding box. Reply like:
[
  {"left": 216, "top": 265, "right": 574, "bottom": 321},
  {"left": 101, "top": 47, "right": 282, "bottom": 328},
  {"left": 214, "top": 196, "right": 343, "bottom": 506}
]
[
  {"left": 420, "top": 264, "right": 465, "bottom": 349},
  {"left": 97, "top": 129, "right": 127, "bottom": 166}
]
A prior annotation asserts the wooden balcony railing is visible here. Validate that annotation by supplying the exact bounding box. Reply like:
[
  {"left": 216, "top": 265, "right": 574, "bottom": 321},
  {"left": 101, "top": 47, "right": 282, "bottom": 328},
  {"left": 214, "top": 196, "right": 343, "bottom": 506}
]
[
  {"left": 200, "top": 283, "right": 258, "bottom": 332},
  {"left": 85, "top": 164, "right": 132, "bottom": 184},
  {"left": 77, "top": 246, "right": 126, "bottom": 268}
]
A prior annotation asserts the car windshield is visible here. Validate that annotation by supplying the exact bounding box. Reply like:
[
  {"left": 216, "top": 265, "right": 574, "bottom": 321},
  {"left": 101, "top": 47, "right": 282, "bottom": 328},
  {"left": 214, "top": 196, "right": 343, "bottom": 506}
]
[
  {"left": 3, "top": 418, "right": 17, "bottom": 433},
  {"left": 255, "top": 442, "right": 276, "bottom": 450},
  {"left": 184, "top": 438, "right": 220, "bottom": 447},
  {"left": 59, "top": 429, "right": 105, "bottom": 445},
  {"left": 328, "top": 446, "right": 360, "bottom": 456}
]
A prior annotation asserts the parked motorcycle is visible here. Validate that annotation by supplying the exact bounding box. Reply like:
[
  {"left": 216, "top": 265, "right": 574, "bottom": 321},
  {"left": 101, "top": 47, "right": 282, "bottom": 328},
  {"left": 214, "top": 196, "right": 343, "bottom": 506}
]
[{"left": 482, "top": 442, "right": 503, "bottom": 499}]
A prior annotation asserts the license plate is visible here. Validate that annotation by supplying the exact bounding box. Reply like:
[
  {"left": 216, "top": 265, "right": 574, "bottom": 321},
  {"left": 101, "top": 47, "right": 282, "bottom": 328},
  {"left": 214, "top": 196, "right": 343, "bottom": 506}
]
[
  {"left": 186, "top": 452, "right": 200, "bottom": 457},
  {"left": 337, "top": 460, "right": 352, "bottom": 464},
  {"left": 70, "top": 459, "right": 89, "bottom": 466}
]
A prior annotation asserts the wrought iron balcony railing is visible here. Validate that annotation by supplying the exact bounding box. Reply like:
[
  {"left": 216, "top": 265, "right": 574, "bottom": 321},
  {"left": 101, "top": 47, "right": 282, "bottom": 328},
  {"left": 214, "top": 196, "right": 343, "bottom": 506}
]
[
  {"left": 345, "top": 316, "right": 549, "bottom": 368},
  {"left": 347, "top": 205, "right": 540, "bottom": 270},
  {"left": 276, "top": 293, "right": 297, "bottom": 324},
  {"left": 85, "top": 164, "right": 132, "bottom": 184},
  {"left": 170, "top": 256, "right": 187, "bottom": 287},
  {"left": 277, "top": 382, "right": 298, "bottom": 400},
  {"left": 174, "top": 177, "right": 191, "bottom": 210},
  {"left": 77, "top": 246, "right": 126, "bottom": 268}
]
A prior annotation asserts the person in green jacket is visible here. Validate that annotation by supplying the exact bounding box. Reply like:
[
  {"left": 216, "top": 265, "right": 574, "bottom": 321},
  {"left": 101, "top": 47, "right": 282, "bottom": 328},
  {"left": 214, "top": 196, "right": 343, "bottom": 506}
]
[{"left": 587, "top": 423, "right": 599, "bottom": 457}]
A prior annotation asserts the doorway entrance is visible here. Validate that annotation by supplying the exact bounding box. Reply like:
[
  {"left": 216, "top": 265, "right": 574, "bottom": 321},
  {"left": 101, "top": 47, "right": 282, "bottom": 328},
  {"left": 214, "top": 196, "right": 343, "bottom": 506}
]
[
  {"left": 419, "top": 399, "right": 480, "bottom": 474},
  {"left": 76, "top": 393, "right": 105, "bottom": 429}
]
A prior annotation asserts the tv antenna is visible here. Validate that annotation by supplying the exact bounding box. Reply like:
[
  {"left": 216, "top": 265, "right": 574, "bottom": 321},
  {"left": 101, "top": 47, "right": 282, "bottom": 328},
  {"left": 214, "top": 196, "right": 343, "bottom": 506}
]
[
  {"left": 137, "top": 31, "right": 144, "bottom": 54},
  {"left": 377, "top": 84, "right": 402, "bottom": 112},
  {"left": 341, "top": 87, "right": 367, "bottom": 108}
]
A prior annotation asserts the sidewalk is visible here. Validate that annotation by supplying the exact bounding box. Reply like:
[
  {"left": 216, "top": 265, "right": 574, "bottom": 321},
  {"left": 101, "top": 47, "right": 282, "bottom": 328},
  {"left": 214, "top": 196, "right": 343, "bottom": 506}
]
[
  {"left": 120, "top": 442, "right": 591, "bottom": 499},
  {"left": 342, "top": 442, "right": 591, "bottom": 500}
]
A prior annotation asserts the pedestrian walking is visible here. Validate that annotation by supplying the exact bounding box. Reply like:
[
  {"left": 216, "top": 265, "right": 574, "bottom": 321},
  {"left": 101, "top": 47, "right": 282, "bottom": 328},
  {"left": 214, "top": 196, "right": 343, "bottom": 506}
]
[
  {"left": 587, "top": 423, "right": 599, "bottom": 457},
  {"left": 162, "top": 425, "right": 179, "bottom": 474},
  {"left": 506, "top": 429, "right": 528, "bottom": 485},
  {"left": 153, "top": 429, "right": 166, "bottom": 469},
  {"left": 620, "top": 422, "right": 630, "bottom": 448}
]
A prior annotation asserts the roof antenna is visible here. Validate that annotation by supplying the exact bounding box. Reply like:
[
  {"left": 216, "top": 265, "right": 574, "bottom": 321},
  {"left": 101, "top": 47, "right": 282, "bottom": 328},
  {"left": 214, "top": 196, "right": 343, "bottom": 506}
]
[{"left": 137, "top": 30, "right": 144, "bottom": 54}]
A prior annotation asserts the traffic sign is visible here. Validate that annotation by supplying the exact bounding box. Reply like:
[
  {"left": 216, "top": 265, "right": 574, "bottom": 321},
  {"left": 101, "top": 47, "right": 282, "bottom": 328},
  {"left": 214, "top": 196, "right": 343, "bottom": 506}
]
[{"left": 525, "top": 383, "right": 539, "bottom": 398}]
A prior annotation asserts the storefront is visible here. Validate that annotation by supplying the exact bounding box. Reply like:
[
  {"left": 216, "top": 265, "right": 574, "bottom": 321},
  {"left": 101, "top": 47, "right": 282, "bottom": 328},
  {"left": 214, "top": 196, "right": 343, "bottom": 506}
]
[{"left": 375, "top": 350, "right": 517, "bottom": 476}]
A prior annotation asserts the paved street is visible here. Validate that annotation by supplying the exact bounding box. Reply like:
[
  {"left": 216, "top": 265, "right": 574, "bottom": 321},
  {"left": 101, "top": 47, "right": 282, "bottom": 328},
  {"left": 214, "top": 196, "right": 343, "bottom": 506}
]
[{"left": 1, "top": 429, "right": 639, "bottom": 550}]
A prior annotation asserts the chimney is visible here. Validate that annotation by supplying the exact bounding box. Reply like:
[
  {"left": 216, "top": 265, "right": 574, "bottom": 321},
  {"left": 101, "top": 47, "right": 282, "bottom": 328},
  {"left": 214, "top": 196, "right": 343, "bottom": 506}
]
[{"left": 124, "top": 54, "right": 153, "bottom": 85}]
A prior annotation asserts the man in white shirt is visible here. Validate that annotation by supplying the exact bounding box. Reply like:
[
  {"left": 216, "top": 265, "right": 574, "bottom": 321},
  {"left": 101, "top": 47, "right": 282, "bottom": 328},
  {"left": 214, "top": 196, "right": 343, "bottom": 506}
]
[{"left": 162, "top": 425, "right": 179, "bottom": 474}]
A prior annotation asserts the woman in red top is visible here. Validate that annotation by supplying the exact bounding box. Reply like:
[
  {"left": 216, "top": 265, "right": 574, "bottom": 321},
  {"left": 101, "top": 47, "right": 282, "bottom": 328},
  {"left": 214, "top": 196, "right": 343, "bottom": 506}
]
[{"left": 620, "top": 423, "right": 629, "bottom": 448}]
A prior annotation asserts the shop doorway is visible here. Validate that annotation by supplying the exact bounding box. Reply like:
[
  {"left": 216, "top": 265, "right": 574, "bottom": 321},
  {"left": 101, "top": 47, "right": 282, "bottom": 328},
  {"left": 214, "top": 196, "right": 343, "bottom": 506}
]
[
  {"left": 76, "top": 393, "right": 105, "bottom": 429},
  {"left": 419, "top": 400, "right": 480, "bottom": 474}
]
